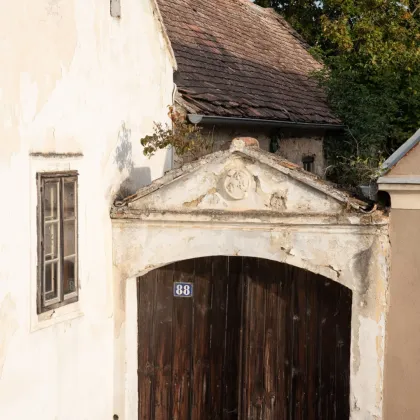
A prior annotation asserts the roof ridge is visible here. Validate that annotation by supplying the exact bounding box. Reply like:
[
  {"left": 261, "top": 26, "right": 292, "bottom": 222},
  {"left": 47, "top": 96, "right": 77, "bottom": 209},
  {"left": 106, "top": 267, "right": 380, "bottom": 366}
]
[{"left": 236, "top": 0, "right": 275, "bottom": 15}]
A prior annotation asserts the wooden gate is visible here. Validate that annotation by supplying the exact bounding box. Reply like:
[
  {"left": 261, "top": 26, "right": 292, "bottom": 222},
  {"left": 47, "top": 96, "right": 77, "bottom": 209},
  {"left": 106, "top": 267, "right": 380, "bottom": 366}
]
[{"left": 137, "top": 257, "right": 352, "bottom": 420}]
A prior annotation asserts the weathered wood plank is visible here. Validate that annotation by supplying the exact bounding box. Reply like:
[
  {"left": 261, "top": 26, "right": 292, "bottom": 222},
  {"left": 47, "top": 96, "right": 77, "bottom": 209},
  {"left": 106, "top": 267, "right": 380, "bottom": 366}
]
[
  {"left": 305, "top": 271, "right": 319, "bottom": 420},
  {"left": 237, "top": 257, "right": 249, "bottom": 420},
  {"left": 283, "top": 263, "right": 295, "bottom": 420},
  {"left": 208, "top": 256, "right": 229, "bottom": 420},
  {"left": 191, "top": 257, "right": 212, "bottom": 419},
  {"left": 261, "top": 259, "right": 280, "bottom": 420},
  {"left": 138, "top": 271, "right": 157, "bottom": 420},
  {"left": 335, "top": 286, "right": 352, "bottom": 419},
  {"left": 240, "top": 258, "right": 251, "bottom": 419},
  {"left": 294, "top": 267, "right": 308, "bottom": 420},
  {"left": 318, "top": 276, "right": 338, "bottom": 420},
  {"left": 276, "top": 264, "right": 288, "bottom": 420},
  {"left": 153, "top": 265, "right": 174, "bottom": 420},
  {"left": 222, "top": 256, "right": 243, "bottom": 420},
  {"left": 171, "top": 260, "right": 194, "bottom": 420},
  {"left": 244, "top": 257, "right": 266, "bottom": 420}
]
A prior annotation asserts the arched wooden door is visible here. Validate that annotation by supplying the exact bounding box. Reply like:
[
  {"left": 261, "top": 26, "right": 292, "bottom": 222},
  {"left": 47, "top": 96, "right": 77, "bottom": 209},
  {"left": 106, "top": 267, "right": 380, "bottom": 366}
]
[{"left": 137, "top": 257, "right": 352, "bottom": 420}]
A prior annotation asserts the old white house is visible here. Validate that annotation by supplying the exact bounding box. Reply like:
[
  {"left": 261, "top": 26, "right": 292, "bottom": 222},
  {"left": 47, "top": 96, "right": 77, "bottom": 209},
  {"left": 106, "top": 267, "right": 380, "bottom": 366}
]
[
  {"left": 0, "top": 0, "right": 174, "bottom": 418},
  {"left": 0, "top": 1, "right": 390, "bottom": 420}
]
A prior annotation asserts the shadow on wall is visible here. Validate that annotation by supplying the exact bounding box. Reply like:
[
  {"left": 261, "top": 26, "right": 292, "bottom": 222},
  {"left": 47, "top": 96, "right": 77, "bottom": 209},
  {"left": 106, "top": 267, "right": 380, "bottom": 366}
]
[
  {"left": 115, "top": 122, "right": 134, "bottom": 173},
  {"left": 118, "top": 167, "right": 152, "bottom": 198},
  {"left": 352, "top": 245, "right": 374, "bottom": 299},
  {"left": 114, "top": 122, "right": 152, "bottom": 200}
]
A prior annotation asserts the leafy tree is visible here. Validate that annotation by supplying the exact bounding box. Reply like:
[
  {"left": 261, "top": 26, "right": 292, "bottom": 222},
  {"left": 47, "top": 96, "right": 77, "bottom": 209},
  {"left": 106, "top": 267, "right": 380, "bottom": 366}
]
[
  {"left": 255, "top": 0, "right": 325, "bottom": 46},
  {"left": 256, "top": 0, "right": 420, "bottom": 186}
]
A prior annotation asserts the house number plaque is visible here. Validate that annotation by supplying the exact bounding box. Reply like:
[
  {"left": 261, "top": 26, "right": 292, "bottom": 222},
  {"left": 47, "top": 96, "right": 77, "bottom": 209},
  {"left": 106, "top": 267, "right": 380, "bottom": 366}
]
[{"left": 173, "top": 282, "right": 194, "bottom": 298}]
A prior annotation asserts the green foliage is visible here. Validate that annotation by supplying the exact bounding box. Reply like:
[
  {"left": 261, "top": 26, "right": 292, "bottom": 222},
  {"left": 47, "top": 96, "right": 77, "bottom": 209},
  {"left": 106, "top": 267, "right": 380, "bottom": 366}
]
[
  {"left": 140, "top": 107, "right": 214, "bottom": 159},
  {"left": 254, "top": 0, "right": 326, "bottom": 46},
  {"left": 256, "top": 0, "right": 420, "bottom": 186}
]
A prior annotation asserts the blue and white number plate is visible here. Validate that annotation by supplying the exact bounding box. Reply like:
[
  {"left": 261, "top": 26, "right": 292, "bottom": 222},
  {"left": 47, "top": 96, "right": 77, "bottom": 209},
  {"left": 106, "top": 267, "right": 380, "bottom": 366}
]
[{"left": 173, "top": 282, "right": 194, "bottom": 298}]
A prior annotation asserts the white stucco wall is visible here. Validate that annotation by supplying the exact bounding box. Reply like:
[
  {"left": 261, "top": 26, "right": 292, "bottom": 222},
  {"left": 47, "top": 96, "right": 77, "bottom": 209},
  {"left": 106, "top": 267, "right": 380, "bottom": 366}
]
[{"left": 0, "top": 1, "right": 174, "bottom": 419}]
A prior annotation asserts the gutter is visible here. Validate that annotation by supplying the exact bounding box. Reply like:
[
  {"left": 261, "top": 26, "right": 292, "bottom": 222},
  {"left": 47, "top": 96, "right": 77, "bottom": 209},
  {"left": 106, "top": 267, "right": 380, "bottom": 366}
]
[
  {"left": 187, "top": 114, "right": 345, "bottom": 131},
  {"left": 377, "top": 176, "right": 420, "bottom": 185}
]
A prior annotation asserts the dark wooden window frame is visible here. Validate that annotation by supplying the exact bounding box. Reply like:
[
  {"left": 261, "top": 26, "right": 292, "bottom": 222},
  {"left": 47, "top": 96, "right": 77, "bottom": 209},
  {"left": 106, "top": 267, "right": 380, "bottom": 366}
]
[
  {"left": 302, "top": 155, "right": 315, "bottom": 173},
  {"left": 37, "top": 171, "right": 79, "bottom": 314}
]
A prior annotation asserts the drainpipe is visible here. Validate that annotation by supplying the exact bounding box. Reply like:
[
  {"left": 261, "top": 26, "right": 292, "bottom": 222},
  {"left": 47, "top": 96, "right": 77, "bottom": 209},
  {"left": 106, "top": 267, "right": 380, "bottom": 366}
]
[{"left": 169, "top": 83, "right": 178, "bottom": 169}]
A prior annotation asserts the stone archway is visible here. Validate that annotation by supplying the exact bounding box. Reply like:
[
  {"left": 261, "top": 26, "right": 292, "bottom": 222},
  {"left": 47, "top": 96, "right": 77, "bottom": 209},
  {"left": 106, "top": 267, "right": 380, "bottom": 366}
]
[{"left": 111, "top": 139, "right": 389, "bottom": 420}]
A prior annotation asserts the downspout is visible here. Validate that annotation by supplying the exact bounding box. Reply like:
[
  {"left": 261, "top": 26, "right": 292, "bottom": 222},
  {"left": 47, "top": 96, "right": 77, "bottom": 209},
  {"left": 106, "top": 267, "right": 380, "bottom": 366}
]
[{"left": 169, "top": 83, "right": 178, "bottom": 169}]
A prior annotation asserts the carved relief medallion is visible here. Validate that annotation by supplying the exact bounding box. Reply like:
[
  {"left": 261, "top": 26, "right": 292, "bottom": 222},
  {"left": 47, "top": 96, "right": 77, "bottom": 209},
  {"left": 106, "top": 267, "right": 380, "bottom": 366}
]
[{"left": 223, "top": 169, "right": 251, "bottom": 200}]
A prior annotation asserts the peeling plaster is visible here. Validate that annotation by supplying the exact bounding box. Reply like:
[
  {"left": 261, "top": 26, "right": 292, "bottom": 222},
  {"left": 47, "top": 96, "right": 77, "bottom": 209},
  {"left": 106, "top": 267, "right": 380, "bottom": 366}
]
[
  {"left": 183, "top": 188, "right": 217, "bottom": 208},
  {"left": 352, "top": 316, "right": 384, "bottom": 419}
]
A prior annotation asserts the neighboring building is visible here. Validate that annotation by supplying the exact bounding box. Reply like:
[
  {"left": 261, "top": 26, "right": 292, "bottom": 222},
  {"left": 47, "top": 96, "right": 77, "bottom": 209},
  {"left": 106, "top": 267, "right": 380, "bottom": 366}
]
[
  {"left": 378, "top": 128, "right": 420, "bottom": 420},
  {"left": 156, "top": 0, "right": 343, "bottom": 176}
]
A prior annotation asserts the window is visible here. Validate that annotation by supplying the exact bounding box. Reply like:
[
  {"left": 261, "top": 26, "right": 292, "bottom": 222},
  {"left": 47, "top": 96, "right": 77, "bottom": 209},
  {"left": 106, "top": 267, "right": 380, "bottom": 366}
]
[
  {"left": 302, "top": 156, "right": 315, "bottom": 173},
  {"left": 110, "top": 0, "right": 121, "bottom": 17},
  {"left": 37, "top": 172, "right": 78, "bottom": 313}
]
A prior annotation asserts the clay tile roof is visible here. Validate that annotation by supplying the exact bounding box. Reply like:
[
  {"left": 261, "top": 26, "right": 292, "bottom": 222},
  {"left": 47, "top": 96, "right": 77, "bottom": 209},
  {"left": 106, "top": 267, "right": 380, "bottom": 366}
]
[{"left": 156, "top": 0, "right": 341, "bottom": 125}]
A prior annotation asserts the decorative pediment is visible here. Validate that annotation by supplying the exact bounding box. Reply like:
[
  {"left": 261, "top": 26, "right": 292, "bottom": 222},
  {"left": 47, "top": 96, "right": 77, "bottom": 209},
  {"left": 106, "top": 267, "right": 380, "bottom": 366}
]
[{"left": 111, "top": 139, "right": 369, "bottom": 219}]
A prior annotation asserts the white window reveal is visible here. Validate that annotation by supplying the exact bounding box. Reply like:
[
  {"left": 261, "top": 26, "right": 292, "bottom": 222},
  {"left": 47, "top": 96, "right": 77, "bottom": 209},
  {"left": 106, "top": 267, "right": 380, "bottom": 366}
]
[
  {"left": 110, "top": 0, "right": 121, "bottom": 18},
  {"left": 37, "top": 172, "right": 78, "bottom": 313}
]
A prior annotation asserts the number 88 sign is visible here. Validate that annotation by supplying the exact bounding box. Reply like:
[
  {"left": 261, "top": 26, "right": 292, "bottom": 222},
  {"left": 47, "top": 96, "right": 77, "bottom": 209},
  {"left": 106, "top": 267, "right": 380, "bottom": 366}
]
[{"left": 173, "top": 282, "right": 194, "bottom": 298}]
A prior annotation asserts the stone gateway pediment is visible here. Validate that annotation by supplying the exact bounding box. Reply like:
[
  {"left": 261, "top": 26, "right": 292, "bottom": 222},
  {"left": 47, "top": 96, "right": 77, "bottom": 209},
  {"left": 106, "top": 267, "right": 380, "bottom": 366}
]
[{"left": 111, "top": 139, "right": 370, "bottom": 219}]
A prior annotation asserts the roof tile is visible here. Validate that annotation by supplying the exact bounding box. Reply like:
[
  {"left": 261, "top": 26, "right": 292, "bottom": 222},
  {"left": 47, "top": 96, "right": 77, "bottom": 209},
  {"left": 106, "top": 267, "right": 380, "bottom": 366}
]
[{"left": 157, "top": 0, "right": 340, "bottom": 124}]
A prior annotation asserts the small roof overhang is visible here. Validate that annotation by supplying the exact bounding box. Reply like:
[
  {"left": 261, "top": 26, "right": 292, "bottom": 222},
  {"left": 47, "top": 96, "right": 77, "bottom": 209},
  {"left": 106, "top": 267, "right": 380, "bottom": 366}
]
[{"left": 379, "top": 128, "right": 420, "bottom": 177}]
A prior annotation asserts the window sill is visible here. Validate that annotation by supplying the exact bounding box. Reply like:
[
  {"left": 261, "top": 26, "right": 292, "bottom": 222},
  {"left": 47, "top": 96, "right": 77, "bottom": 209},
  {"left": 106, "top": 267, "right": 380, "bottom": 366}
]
[{"left": 31, "top": 302, "right": 84, "bottom": 332}]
